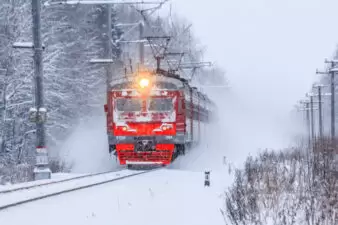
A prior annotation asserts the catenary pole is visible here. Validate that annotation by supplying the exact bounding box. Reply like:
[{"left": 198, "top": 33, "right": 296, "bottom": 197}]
[
  {"left": 330, "top": 68, "right": 335, "bottom": 142},
  {"left": 106, "top": 4, "right": 113, "bottom": 91},
  {"left": 32, "top": 0, "right": 50, "bottom": 180},
  {"left": 299, "top": 100, "right": 311, "bottom": 148},
  {"left": 317, "top": 86, "right": 323, "bottom": 140},
  {"left": 306, "top": 102, "right": 311, "bottom": 147},
  {"left": 310, "top": 96, "right": 315, "bottom": 142},
  {"left": 317, "top": 60, "right": 338, "bottom": 144}
]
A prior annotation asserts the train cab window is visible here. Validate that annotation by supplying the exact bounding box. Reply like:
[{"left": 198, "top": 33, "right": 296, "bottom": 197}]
[
  {"left": 115, "top": 98, "right": 142, "bottom": 112},
  {"left": 148, "top": 98, "right": 173, "bottom": 111}
]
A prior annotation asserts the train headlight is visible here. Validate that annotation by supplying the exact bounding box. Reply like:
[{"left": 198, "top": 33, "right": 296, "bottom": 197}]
[
  {"left": 161, "top": 124, "right": 172, "bottom": 131},
  {"left": 122, "top": 126, "right": 128, "bottom": 131},
  {"left": 139, "top": 78, "right": 150, "bottom": 89}
]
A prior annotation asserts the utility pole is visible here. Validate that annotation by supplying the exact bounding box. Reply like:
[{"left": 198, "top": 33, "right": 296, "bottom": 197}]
[
  {"left": 13, "top": 0, "right": 50, "bottom": 180},
  {"left": 310, "top": 96, "right": 315, "bottom": 142},
  {"left": 330, "top": 68, "right": 335, "bottom": 141},
  {"left": 31, "top": 0, "right": 50, "bottom": 180},
  {"left": 299, "top": 100, "right": 311, "bottom": 147},
  {"left": 306, "top": 102, "right": 311, "bottom": 147},
  {"left": 300, "top": 98, "right": 319, "bottom": 148},
  {"left": 106, "top": 4, "right": 113, "bottom": 92},
  {"left": 317, "top": 85, "right": 323, "bottom": 139},
  {"left": 317, "top": 60, "right": 338, "bottom": 143},
  {"left": 312, "top": 84, "right": 330, "bottom": 140}
]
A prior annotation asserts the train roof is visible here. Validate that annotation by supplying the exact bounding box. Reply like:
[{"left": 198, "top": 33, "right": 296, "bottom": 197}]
[{"left": 109, "top": 73, "right": 215, "bottom": 106}]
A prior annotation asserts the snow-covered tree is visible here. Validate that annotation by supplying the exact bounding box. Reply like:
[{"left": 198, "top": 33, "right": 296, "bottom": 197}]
[
  {"left": 42, "top": 3, "right": 106, "bottom": 146},
  {"left": 0, "top": 0, "right": 33, "bottom": 164}
]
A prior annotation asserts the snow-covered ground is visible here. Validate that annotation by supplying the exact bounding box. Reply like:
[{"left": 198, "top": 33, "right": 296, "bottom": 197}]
[
  {"left": 0, "top": 170, "right": 145, "bottom": 209},
  {"left": 0, "top": 168, "right": 231, "bottom": 225},
  {"left": 0, "top": 172, "right": 85, "bottom": 192}
]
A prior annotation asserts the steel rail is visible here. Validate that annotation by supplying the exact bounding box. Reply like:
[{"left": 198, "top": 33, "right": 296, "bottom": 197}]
[
  {"left": 0, "top": 170, "right": 119, "bottom": 194},
  {"left": 0, "top": 168, "right": 161, "bottom": 211}
]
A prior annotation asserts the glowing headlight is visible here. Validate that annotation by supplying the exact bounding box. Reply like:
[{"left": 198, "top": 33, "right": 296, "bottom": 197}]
[
  {"left": 139, "top": 78, "right": 150, "bottom": 88},
  {"left": 161, "top": 124, "right": 172, "bottom": 131}
]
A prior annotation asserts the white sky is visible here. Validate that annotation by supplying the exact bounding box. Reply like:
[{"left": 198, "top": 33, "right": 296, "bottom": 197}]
[
  {"left": 154, "top": 0, "right": 338, "bottom": 154},
  {"left": 159, "top": 0, "right": 338, "bottom": 115}
]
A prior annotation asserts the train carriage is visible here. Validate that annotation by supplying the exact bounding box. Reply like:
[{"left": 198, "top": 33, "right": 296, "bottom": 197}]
[{"left": 104, "top": 71, "right": 215, "bottom": 167}]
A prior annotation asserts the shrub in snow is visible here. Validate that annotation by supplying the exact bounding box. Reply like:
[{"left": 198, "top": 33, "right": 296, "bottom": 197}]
[
  {"left": 0, "top": 163, "right": 34, "bottom": 185},
  {"left": 223, "top": 141, "right": 338, "bottom": 225}
]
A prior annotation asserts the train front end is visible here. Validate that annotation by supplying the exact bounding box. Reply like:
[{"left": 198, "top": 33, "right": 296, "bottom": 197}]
[{"left": 106, "top": 75, "right": 179, "bottom": 167}]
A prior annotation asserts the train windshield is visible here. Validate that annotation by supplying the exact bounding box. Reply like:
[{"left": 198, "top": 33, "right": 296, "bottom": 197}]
[
  {"left": 115, "top": 98, "right": 142, "bottom": 112},
  {"left": 148, "top": 98, "right": 173, "bottom": 112}
]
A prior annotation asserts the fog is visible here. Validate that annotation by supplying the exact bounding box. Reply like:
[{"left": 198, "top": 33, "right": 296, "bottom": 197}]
[
  {"left": 58, "top": 113, "right": 118, "bottom": 173},
  {"left": 163, "top": 0, "right": 338, "bottom": 168}
]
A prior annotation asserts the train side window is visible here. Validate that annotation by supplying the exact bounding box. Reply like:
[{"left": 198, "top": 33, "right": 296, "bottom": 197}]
[
  {"left": 178, "top": 99, "right": 185, "bottom": 114},
  {"left": 178, "top": 99, "right": 182, "bottom": 113}
]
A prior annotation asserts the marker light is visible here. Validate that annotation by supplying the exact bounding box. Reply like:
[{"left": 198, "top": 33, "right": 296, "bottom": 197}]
[{"left": 139, "top": 78, "right": 150, "bottom": 88}]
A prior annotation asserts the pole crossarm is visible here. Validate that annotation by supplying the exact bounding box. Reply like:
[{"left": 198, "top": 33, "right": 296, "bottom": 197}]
[
  {"left": 89, "top": 58, "right": 114, "bottom": 63},
  {"left": 316, "top": 69, "right": 329, "bottom": 75},
  {"left": 194, "top": 85, "right": 229, "bottom": 89},
  {"left": 313, "top": 83, "right": 327, "bottom": 88},
  {"left": 164, "top": 52, "right": 185, "bottom": 56},
  {"left": 309, "top": 93, "right": 332, "bottom": 97},
  {"left": 298, "top": 108, "right": 319, "bottom": 111},
  {"left": 118, "top": 40, "right": 147, "bottom": 43},
  {"left": 116, "top": 22, "right": 143, "bottom": 27},
  {"left": 324, "top": 58, "right": 338, "bottom": 64},
  {"left": 329, "top": 67, "right": 338, "bottom": 73},
  {"left": 45, "top": 0, "right": 165, "bottom": 6},
  {"left": 179, "top": 62, "right": 212, "bottom": 69},
  {"left": 299, "top": 100, "right": 310, "bottom": 104}
]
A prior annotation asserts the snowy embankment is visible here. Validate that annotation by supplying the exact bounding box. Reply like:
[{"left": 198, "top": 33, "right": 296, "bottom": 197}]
[{"left": 0, "top": 168, "right": 232, "bottom": 225}]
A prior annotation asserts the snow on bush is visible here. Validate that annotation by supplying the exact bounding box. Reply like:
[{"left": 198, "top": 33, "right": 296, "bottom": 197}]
[
  {"left": 222, "top": 141, "right": 338, "bottom": 225},
  {"left": 0, "top": 163, "right": 33, "bottom": 185}
]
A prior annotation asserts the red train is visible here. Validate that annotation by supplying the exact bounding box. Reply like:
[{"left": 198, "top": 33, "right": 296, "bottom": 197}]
[{"left": 104, "top": 71, "right": 215, "bottom": 167}]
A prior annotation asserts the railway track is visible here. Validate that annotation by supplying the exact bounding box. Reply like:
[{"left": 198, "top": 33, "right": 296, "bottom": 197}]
[
  {"left": 0, "top": 170, "right": 117, "bottom": 194},
  {"left": 0, "top": 168, "right": 161, "bottom": 211}
]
